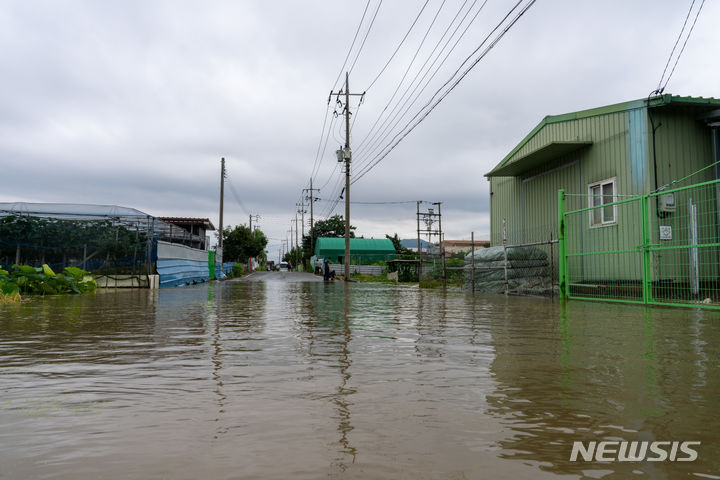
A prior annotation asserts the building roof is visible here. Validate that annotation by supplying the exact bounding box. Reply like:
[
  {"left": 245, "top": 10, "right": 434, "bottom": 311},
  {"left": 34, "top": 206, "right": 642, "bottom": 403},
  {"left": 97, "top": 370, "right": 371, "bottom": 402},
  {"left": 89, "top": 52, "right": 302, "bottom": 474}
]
[
  {"left": 158, "top": 217, "right": 216, "bottom": 230},
  {"left": 314, "top": 237, "right": 396, "bottom": 256},
  {"left": 486, "top": 94, "right": 720, "bottom": 177},
  {"left": 443, "top": 239, "right": 490, "bottom": 246},
  {"left": 0, "top": 202, "right": 151, "bottom": 219}
]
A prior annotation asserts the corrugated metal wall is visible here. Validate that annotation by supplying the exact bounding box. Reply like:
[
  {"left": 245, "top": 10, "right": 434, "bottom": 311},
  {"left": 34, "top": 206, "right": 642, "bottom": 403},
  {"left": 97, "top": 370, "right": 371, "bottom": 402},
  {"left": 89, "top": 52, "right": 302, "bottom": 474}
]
[
  {"left": 649, "top": 107, "right": 717, "bottom": 282},
  {"left": 490, "top": 104, "right": 719, "bottom": 283}
]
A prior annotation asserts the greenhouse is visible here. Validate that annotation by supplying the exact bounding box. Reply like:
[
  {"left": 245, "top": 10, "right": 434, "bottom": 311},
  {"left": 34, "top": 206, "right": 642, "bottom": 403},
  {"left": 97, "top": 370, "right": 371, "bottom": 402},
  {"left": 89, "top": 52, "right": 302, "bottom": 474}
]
[{"left": 314, "top": 237, "right": 396, "bottom": 264}]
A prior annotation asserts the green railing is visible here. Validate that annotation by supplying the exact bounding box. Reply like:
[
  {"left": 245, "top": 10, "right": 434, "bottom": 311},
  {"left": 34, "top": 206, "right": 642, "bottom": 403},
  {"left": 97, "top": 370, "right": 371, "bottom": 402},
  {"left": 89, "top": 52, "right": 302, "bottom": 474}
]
[{"left": 558, "top": 179, "right": 720, "bottom": 309}]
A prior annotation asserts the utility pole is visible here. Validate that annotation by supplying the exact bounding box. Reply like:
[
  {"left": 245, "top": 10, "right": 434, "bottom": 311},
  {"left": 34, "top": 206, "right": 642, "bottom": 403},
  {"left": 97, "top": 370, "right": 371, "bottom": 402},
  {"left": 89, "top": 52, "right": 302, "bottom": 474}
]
[
  {"left": 434, "top": 202, "right": 446, "bottom": 288},
  {"left": 296, "top": 202, "right": 305, "bottom": 238},
  {"left": 304, "top": 177, "right": 319, "bottom": 257},
  {"left": 330, "top": 72, "right": 364, "bottom": 280},
  {"left": 294, "top": 212, "right": 299, "bottom": 269},
  {"left": 218, "top": 157, "right": 225, "bottom": 252},
  {"left": 416, "top": 200, "right": 422, "bottom": 281},
  {"left": 249, "top": 214, "right": 260, "bottom": 231}
]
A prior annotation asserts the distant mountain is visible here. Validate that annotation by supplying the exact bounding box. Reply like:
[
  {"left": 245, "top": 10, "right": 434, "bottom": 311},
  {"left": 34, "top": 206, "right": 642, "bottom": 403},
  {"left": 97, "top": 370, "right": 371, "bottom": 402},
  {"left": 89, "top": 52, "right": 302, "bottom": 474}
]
[{"left": 400, "top": 238, "right": 433, "bottom": 250}]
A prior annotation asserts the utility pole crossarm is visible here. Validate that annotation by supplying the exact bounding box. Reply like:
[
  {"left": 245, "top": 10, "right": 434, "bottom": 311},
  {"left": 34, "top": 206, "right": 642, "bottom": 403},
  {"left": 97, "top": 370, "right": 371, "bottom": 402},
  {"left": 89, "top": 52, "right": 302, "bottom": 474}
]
[{"left": 328, "top": 72, "right": 363, "bottom": 281}]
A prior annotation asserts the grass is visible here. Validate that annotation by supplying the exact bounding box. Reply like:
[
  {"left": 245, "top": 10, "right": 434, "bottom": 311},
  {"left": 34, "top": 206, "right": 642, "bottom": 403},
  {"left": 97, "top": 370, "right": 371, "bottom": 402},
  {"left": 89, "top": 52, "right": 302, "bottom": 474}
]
[{"left": 0, "top": 291, "right": 21, "bottom": 304}]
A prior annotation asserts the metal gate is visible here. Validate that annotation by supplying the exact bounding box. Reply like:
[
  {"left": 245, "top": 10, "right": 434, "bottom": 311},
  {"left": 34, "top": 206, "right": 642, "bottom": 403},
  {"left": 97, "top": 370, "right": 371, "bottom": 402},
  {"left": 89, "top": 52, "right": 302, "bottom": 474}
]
[{"left": 558, "top": 179, "right": 720, "bottom": 309}]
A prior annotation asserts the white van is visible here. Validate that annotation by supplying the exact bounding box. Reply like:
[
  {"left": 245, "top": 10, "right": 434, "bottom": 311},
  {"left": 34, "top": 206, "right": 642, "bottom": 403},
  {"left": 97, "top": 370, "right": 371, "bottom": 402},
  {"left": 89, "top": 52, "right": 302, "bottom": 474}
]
[{"left": 277, "top": 262, "right": 290, "bottom": 271}]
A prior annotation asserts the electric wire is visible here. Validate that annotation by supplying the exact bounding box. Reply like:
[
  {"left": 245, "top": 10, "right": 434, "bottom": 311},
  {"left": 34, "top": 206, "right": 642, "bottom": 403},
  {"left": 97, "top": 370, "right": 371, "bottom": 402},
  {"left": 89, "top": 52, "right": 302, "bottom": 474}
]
[
  {"left": 355, "top": 0, "right": 448, "bottom": 152},
  {"left": 354, "top": 0, "right": 482, "bottom": 168},
  {"left": 348, "top": 0, "right": 384, "bottom": 75},
  {"left": 331, "top": 0, "right": 371, "bottom": 92},
  {"left": 658, "top": 0, "right": 706, "bottom": 93},
  {"left": 365, "top": 0, "right": 431, "bottom": 91},
  {"left": 352, "top": 0, "right": 538, "bottom": 184},
  {"left": 226, "top": 176, "right": 251, "bottom": 217}
]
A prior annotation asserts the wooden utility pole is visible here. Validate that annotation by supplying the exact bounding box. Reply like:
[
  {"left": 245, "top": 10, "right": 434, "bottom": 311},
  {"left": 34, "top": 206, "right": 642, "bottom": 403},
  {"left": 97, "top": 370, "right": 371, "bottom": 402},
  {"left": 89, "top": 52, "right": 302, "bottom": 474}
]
[
  {"left": 219, "top": 157, "right": 225, "bottom": 250},
  {"left": 296, "top": 202, "right": 305, "bottom": 238},
  {"left": 294, "top": 212, "right": 299, "bottom": 268},
  {"left": 434, "top": 202, "right": 446, "bottom": 288},
  {"left": 416, "top": 200, "right": 422, "bottom": 281},
  {"left": 329, "top": 72, "right": 364, "bottom": 280},
  {"left": 343, "top": 73, "right": 351, "bottom": 280},
  {"left": 304, "top": 178, "right": 319, "bottom": 260}
]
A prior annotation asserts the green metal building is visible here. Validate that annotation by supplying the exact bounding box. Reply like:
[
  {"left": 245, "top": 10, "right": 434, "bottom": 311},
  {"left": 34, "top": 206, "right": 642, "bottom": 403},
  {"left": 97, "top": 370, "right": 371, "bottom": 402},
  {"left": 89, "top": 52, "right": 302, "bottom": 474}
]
[
  {"left": 314, "top": 237, "right": 396, "bottom": 264},
  {"left": 486, "top": 94, "right": 720, "bottom": 289}
]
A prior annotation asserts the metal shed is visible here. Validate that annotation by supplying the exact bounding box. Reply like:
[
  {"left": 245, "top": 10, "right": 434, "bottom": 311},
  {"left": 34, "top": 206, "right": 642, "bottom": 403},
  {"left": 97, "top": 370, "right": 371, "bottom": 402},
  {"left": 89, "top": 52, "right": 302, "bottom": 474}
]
[
  {"left": 485, "top": 94, "right": 720, "bottom": 306},
  {"left": 314, "top": 237, "right": 396, "bottom": 264}
]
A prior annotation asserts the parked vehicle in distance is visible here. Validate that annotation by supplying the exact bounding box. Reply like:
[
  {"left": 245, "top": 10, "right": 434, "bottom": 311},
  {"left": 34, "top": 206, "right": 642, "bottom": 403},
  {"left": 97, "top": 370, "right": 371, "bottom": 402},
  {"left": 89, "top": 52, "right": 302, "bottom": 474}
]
[{"left": 277, "top": 262, "right": 289, "bottom": 271}]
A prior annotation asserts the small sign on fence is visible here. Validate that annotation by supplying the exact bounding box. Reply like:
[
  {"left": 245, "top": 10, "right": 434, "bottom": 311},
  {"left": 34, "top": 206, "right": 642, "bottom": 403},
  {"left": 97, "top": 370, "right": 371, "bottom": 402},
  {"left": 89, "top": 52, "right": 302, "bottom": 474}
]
[{"left": 659, "top": 225, "right": 673, "bottom": 241}]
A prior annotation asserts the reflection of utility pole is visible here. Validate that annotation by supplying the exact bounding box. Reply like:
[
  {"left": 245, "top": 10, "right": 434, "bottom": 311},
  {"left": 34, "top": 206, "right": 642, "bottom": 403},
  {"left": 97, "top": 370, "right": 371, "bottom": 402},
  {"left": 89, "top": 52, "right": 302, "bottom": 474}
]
[{"left": 330, "top": 72, "right": 364, "bottom": 280}]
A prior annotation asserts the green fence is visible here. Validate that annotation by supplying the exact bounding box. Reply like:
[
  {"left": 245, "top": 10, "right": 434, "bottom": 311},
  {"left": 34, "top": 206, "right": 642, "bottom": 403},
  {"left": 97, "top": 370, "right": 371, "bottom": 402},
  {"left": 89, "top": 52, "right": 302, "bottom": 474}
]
[{"left": 558, "top": 179, "right": 720, "bottom": 309}]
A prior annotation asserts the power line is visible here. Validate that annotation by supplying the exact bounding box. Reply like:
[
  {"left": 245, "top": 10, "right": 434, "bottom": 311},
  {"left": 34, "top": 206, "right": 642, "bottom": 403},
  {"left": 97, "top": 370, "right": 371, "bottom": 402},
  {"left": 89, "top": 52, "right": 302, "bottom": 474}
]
[
  {"left": 355, "top": 0, "right": 448, "bottom": 152},
  {"left": 226, "top": 176, "right": 251, "bottom": 216},
  {"left": 331, "top": 0, "right": 371, "bottom": 92},
  {"left": 365, "top": 0, "right": 431, "bottom": 91},
  {"left": 352, "top": 0, "right": 538, "bottom": 184},
  {"left": 656, "top": 0, "right": 706, "bottom": 93},
  {"left": 315, "top": 198, "right": 421, "bottom": 205},
  {"left": 348, "top": 0, "right": 384, "bottom": 75},
  {"left": 354, "top": 0, "right": 483, "bottom": 167}
]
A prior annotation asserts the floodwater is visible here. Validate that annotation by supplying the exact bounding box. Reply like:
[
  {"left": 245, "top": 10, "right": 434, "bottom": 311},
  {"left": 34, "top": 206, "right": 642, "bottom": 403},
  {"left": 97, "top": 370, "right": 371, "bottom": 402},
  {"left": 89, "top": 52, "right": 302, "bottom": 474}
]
[{"left": 1, "top": 273, "right": 719, "bottom": 480}]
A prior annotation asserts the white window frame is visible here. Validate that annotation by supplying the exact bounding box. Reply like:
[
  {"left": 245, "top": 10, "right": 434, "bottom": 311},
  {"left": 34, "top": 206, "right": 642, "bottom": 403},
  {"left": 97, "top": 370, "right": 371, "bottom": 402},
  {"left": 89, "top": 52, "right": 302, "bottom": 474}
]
[{"left": 588, "top": 177, "right": 617, "bottom": 227}]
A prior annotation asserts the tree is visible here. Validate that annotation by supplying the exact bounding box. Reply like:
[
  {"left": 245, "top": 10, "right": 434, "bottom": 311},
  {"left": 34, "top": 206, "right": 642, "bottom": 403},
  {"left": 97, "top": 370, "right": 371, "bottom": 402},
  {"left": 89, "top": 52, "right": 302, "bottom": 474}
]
[
  {"left": 301, "top": 215, "right": 355, "bottom": 260},
  {"left": 386, "top": 233, "right": 412, "bottom": 255},
  {"left": 221, "top": 225, "right": 268, "bottom": 263},
  {"left": 282, "top": 246, "right": 303, "bottom": 266}
]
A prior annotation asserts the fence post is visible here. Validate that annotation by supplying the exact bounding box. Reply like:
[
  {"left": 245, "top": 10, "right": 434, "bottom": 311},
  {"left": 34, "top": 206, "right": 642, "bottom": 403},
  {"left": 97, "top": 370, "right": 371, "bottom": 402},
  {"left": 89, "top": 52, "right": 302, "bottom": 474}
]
[
  {"left": 641, "top": 195, "right": 652, "bottom": 304},
  {"left": 557, "top": 189, "right": 567, "bottom": 300},
  {"left": 549, "top": 231, "right": 554, "bottom": 299},
  {"left": 471, "top": 231, "right": 476, "bottom": 292},
  {"left": 503, "top": 219, "right": 508, "bottom": 295}
]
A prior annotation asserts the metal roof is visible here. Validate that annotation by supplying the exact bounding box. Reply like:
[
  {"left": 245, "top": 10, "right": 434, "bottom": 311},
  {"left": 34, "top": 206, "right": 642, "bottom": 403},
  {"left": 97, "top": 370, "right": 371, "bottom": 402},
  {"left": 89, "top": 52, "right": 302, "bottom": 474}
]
[
  {"left": 158, "top": 217, "right": 216, "bottom": 230},
  {"left": 487, "top": 141, "right": 592, "bottom": 177},
  {"left": 0, "top": 202, "right": 151, "bottom": 219},
  {"left": 486, "top": 94, "right": 720, "bottom": 177},
  {"left": 314, "top": 237, "right": 396, "bottom": 255}
]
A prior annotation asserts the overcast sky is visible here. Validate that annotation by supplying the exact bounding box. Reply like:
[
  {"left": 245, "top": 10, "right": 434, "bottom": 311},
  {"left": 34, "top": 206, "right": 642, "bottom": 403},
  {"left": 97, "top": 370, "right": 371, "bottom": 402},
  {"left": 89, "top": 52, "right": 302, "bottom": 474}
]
[{"left": 1, "top": 0, "right": 718, "bottom": 259}]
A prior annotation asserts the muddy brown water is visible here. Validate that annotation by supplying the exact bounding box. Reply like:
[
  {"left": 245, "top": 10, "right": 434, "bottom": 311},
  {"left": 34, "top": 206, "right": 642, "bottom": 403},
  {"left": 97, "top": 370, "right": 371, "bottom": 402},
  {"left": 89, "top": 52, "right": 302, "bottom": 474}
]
[{"left": 1, "top": 274, "right": 719, "bottom": 479}]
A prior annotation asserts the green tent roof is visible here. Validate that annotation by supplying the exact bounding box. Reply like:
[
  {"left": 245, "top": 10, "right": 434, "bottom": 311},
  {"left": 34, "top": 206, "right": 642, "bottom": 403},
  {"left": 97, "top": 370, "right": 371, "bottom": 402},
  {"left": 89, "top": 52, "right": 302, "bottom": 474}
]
[{"left": 314, "top": 237, "right": 396, "bottom": 259}]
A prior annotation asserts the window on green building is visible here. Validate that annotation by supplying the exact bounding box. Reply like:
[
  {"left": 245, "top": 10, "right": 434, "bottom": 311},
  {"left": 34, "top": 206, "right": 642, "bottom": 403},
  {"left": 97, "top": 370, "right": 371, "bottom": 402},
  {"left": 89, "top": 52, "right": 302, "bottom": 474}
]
[{"left": 588, "top": 177, "right": 616, "bottom": 227}]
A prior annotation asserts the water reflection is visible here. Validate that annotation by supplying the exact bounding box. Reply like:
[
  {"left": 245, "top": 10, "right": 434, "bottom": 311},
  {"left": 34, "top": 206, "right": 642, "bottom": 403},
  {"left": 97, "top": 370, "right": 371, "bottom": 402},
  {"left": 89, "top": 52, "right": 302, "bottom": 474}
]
[
  {"left": 486, "top": 298, "right": 720, "bottom": 479},
  {"left": 1, "top": 281, "right": 719, "bottom": 479}
]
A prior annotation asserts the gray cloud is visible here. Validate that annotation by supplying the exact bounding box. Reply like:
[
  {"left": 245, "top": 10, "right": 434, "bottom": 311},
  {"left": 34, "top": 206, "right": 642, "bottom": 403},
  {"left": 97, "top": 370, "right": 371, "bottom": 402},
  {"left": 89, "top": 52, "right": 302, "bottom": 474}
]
[{"left": 1, "top": 0, "right": 717, "bottom": 259}]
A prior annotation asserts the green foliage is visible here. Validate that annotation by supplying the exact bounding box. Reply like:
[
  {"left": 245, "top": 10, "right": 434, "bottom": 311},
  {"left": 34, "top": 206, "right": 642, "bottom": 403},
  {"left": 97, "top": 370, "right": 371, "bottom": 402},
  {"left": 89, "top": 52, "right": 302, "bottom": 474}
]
[
  {"left": 221, "top": 225, "right": 268, "bottom": 263},
  {"left": 385, "top": 233, "right": 412, "bottom": 255},
  {"left": 0, "top": 215, "right": 147, "bottom": 272},
  {"left": 419, "top": 278, "right": 443, "bottom": 289},
  {"left": 230, "top": 264, "right": 245, "bottom": 277},
  {"left": 0, "top": 264, "right": 96, "bottom": 296},
  {"left": 283, "top": 246, "right": 303, "bottom": 265}
]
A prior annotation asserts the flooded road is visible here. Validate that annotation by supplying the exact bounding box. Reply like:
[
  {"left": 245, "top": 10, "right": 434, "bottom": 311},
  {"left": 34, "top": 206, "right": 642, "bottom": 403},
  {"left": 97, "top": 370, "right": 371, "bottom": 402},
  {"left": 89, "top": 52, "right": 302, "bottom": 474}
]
[{"left": 1, "top": 276, "right": 719, "bottom": 479}]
